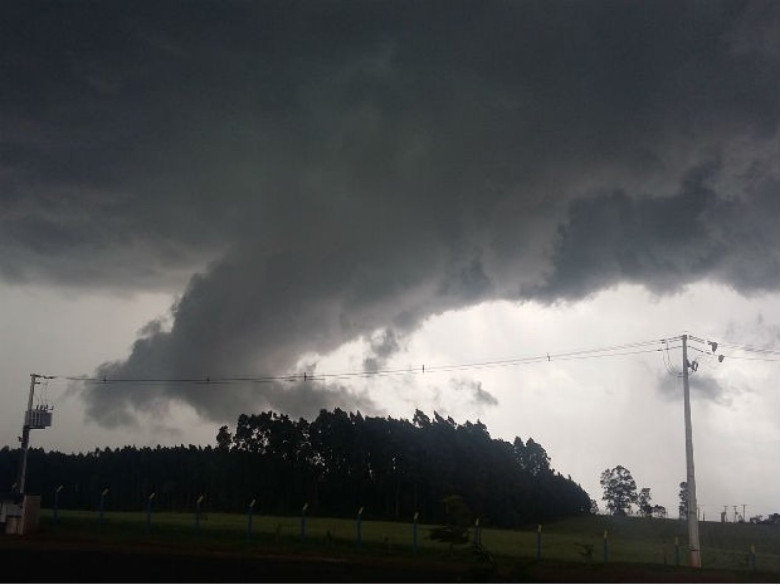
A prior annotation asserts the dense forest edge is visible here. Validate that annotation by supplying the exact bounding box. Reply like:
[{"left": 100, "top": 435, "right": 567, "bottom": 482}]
[{"left": 0, "top": 409, "right": 591, "bottom": 528}]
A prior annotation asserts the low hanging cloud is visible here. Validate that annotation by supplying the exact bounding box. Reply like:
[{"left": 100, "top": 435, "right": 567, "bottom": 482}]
[
  {"left": 450, "top": 378, "right": 500, "bottom": 409},
  {"left": 657, "top": 370, "right": 744, "bottom": 407},
  {"left": 363, "top": 328, "right": 401, "bottom": 374},
  {"left": 2, "top": 1, "right": 779, "bottom": 426}
]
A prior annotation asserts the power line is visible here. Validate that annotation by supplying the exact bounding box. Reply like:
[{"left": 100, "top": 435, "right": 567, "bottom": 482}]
[
  {"left": 715, "top": 342, "right": 780, "bottom": 356},
  {"left": 37, "top": 333, "right": 780, "bottom": 387},
  {"left": 45, "top": 336, "right": 679, "bottom": 387},
  {"left": 687, "top": 340, "right": 780, "bottom": 363},
  {"left": 662, "top": 340, "right": 684, "bottom": 378},
  {"left": 688, "top": 335, "right": 780, "bottom": 356},
  {"left": 721, "top": 354, "right": 780, "bottom": 362}
]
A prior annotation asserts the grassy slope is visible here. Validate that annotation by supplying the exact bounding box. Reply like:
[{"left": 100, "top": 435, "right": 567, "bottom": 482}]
[{"left": 33, "top": 510, "right": 780, "bottom": 575}]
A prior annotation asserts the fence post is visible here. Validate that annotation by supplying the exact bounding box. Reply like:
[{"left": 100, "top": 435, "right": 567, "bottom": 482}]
[
  {"left": 674, "top": 536, "right": 680, "bottom": 566},
  {"left": 53, "top": 485, "right": 63, "bottom": 524},
  {"left": 146, "top": 492, "right": 155, "bottom": 534},
  {"left": 195, "top": 495, "right": 204, "bottom": 534},
  {"left": 749, "top": 544, "right": 756, "bottom": 571},
  {"left": 99, "top": 488, "right": 109, "bottom": 527},
  {"left": 603, "top": 530, "right": 609, "bottom": 563},
  {"left": 536, "top": 524, "right": 542, "bottom": 561},
  {"left": 246, "top": 499, "right": 256, "bottom": 542},
  {"left": 356, "top": 506, "right": 364, "bottom": 548},
  {"left": 300, "top": 503, "right": 308, "bottom": 543},
  {"left": 413, "top": 512, "right": 419, "bottom": 554}
]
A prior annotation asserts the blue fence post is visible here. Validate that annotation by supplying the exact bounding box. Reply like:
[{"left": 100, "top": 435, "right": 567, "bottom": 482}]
[
  {"left": 246, "top": 499, "right": 256, "bottom": 542},
  {"left": 536, "top": 524, "right": 542, "bottom": 561},
  {"left": 300, "top": 503, "right": 308, "bottom": 543},
  {"left": 356, "top": 506, "right": 364, "bottom": 548},
  {"left": 53, "top": 485, "right": 63, "bottom": 524},
  {"left": 99, "top": 488, "right": 109, "bottom": 527},
  {"left": 195, "top": 495, "right": 204, "bottom": 534},
  {"left": 750, "top": 544, "right": 756, "bottom": 571},
  {"left": 146, "top": 492, "right": 155, "bottom": 534},
  {"left": 413, "top": 512, "right": 419, "bottom": 554},
  {"left": 603, "top": 530, "right": 609, "bottom": 563}
]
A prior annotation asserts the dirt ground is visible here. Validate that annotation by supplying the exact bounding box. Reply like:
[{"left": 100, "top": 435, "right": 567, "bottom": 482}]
[{"left": 1, "top": 534, "right": 777, "bottom": 583}]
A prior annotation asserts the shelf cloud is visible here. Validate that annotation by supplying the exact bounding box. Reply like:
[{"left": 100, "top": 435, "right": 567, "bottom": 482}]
[{"left": 2, "top": 1, "right": 778, "bottom": 426}]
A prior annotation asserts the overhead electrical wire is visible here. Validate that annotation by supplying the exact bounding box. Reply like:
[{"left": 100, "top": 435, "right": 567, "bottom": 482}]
[
  {"left": 35, "top": 334, "right": 779, "bottom": 388},
  {"left": 687, "top": 337, "right": 780, "bottom": 363},
  {"left": 703, "top": 354, "right": 780, "bottom": 363},
  {"left": 662, "top": 339, "right": 684, "bottom": 378},
  {"left": 689, "top": 334, "right": 780, "bottom": 356},
  {"left": 45, "top": 336, "right": 681, "bottom": 387}
]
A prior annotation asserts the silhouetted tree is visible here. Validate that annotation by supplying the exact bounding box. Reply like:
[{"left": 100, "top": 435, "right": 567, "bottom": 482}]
[
  {"left": 652, "top": 505, "right": 667, "bottom": 518},
  {"left": 678, "top": 481, "right": 688, "bottom": 520},
  {"left": 216, "top": 426, "right": 232, "bottom": 451},
  {"left": 0, "top": 409, "right": 592, "bottom": 527},
  {"left": 430, "top": 494, "right": 472, "bottom": 552},
  {"left": 636, "top": 487, "right": 653, "bottom": 517},
  {"left": 600, "top": 465, "right": 637, "bottom": 516}
]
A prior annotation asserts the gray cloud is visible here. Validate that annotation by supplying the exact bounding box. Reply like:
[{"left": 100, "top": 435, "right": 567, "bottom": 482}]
[
  {"left": 536, "top": 161, "right": 780, "bottom": 300},
  {"left": 657, "top": 370, "right": 742, "bottom": 406},
  {"left": 363, "top": 328, "right": 401, "bottom": 373},
  {"left": 725, "top": 314, "right": 780, "bottom": 348},
  {"left": 450, "top": 378, "right": 499, "bottom": 409},
  {"left": 2, "top": 1, "right": 778, "bottom": 426}
]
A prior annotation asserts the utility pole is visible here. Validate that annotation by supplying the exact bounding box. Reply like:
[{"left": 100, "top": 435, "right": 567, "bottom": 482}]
[
  {"left": 15, "top": 374, "right": 39, "bottom": 495},
  {"left": 682, "top": 335, "right": 702, "bottom": 568},
  {"left": 15, "top": 373, "right": 53, "bottom": 496}
]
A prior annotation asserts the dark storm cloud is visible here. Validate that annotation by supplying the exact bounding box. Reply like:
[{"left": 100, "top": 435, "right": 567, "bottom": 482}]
[
  {"left": 2, "top": 1, "right": 778, "bottom": 425},
  {"left": 537, "top": 161, "right": 780, "bottom": 299}
]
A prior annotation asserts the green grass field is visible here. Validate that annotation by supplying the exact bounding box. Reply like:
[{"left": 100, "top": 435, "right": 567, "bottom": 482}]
[{"left": 37, "top": 509, "right": 780, "bottom": 576}]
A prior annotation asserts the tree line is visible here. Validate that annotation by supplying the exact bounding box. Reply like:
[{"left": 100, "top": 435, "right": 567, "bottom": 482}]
[
  {"left": 600, "top": 467, "right": 780, "bottom": 524},
  {"left": 599, "top": 465, "right": 667, "bottom": 518},
  {"left": 0, "top": 408, "right": 592, "bottom": 528}
]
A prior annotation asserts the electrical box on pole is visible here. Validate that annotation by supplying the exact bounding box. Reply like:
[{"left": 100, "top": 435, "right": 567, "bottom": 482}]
[
  {"left": 2, "top": 374, "right": 54, "bottom": 536},
  {"left": 25, "top": 407, "right": 53, "bottom": 430},
  {"left": 16, "top": 374, "right": 54, "bottom": 494}
]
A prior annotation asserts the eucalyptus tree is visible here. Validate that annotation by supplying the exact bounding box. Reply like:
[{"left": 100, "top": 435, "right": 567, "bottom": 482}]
[{"left": 600, "top": 465, "right": 637, "bottom": 516}]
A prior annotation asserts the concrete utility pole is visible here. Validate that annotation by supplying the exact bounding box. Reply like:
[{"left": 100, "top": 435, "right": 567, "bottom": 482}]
[
  {"left": 15, "top": 374, "right": 39, "bottom": 495},
  {"left": 15, "top": 373, "right": 53, "bottom": 496},
  {"left": 681, "top": 335, "right": 702, "bottom": 568}
]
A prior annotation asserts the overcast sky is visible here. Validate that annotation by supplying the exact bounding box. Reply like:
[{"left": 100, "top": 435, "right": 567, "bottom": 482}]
[{"left": 1, "top": 0, "right": 779, "bottom": 519}]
